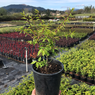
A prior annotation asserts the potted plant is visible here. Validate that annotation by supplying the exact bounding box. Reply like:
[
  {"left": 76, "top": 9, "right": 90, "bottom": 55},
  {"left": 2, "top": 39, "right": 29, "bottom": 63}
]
[
  {"left": 75, "top": 62, "right": 81, "bottom": 79},
  {"left": 80, "top": 67, "right": 87, "bottom": 82},
  {"left": 93, "top": 72, "right": 95, "bottom": 84},
  {"left": 69, "top": 64, "right": 76, "bottom": 78},
  {"left": 20, "top": 8, "right": 74, "bottom": 95},
  {"left": 87, "top": 70, "right": 94, "bottom": 84}
]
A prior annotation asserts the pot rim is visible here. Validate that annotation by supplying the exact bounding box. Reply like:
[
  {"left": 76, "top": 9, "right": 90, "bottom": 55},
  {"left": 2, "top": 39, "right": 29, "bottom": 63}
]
[{"left": 32, "top": 59, "right": 64, "bottom": 76}]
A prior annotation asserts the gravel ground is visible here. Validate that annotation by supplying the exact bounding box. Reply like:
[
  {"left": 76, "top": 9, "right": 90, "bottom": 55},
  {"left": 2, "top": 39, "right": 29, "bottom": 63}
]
[{"left": 0, "top": 56, "right": 32, "bottom": 94}]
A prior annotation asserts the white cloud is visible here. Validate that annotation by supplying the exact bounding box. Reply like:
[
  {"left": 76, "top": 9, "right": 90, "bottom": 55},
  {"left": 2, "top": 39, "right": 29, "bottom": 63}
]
[
  {"left": 40, "top": 0, "right": 66, "bottom": 4},
  {"left": 76, "top": 4, "right": 85, "bottom": 7},
  {"left": 61, "top": 6, "right": 70, "bottom": 8},
  {"left": 68, "top": 0, "right": 80, "bottom": 2}
]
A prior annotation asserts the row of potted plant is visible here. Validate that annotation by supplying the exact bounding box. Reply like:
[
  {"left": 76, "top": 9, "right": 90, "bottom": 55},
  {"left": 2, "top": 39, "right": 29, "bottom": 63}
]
[
  {"left": 0, "top": 38, "right": 39, "bottom": 62},
  {"left": 0, "top": 32, "right": 32, "bottom": 41},
  {"left": 55, "top": 37, "right": 79, "bottom": 47},
  {"left": 63, "top": 28, "right": 93, "bottom": 34},
  {"left": 89, "top": 33, "right": 95, "bottom": 40},
  {"left": 56, "top": 48, "right": 95, "bottom": 83},
  {"left": 78, "top": 39, "right": 95, "bottom": 50},
  {"left": 58, "top": 28, "right": 91, "bottom": 39}
]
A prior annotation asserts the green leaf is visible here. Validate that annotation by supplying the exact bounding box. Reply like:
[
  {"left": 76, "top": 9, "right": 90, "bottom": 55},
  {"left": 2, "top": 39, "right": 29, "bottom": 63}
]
[
  {"left": 42, "top": 50, "right": 46, "bottom": 56},
  {"left": 27, "top": 41, "right": 33, "bottom": 44},
  {"left": 65, "top": 34, "right": 68, "bottom": 39},
  {"left": 37, "top": 49, "right": 43, "bottom": 56},
  {"left": 36, "top": 62, "right": 39, "bottom": 68},
  {"left": 38, "top": 57, "right": 41, "bottom": 61},
  {"left": 40, "top": 61, "right": 45, "bottom": 67},
  {"left": 70, "top": 32, "right": 75, "bottom": 38},
  {"left": 31, "top": 61, "right": 36, "bottom": 64},
  {"left": 21, "top": 17, "right": 26, "bottom": 20}
]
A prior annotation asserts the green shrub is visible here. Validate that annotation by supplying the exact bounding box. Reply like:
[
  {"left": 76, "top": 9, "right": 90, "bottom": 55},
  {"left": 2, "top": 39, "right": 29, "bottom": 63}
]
[
  {"left": 83, "top": 17, "right": 95, "bottom": 21},
  {"left": 0, "top": 15, "right": 23, "bottom": 21}
]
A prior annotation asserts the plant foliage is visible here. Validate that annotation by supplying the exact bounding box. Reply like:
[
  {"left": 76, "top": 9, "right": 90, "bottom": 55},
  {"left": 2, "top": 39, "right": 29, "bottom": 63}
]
[{"left": 20, "top": 8, "right": 75, "bottom": 68}]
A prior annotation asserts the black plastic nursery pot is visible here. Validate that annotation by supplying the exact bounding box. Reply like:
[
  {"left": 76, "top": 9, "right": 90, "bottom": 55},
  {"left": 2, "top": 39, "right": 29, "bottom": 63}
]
[
  {"left": 75, "top": 73, "right": 80, "bottom": 79},
  {"left": 69, "top": 72, "right": 75, "bottom": 78},
  {"left": 87, "top": 77, "right": 94, "bottom": 84},
  {"left": 32, "top": 59, "right": 63, "bottom": 95},
  {"left": 80, "top": 76, "right": 87, "bottom": 81}
]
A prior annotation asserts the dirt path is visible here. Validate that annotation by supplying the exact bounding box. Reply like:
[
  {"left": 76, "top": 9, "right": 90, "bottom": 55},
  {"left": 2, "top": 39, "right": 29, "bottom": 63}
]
[{"left": 0, "top": 24, "right": 16, "bottom": 28}]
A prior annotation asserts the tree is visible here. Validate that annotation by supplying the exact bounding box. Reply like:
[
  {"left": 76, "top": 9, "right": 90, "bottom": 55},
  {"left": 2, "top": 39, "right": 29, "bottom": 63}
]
[
  {"left": 24, "top": 8, "right": 29, "bottom": 14},
  {"left": 46, "top": 9, "right": 51, "bottom": 16},
  {"left": 76, "top": 9, "right": 84, "bottom": 14},
  {"left": 84, "top": 5, "right": 93, "bottom": 13},
  {"left": 91, "top": 6, "right": 95, "bottom": 13},
  {"left": 0, "top": 8, "right": 7, "bottom": 16}
]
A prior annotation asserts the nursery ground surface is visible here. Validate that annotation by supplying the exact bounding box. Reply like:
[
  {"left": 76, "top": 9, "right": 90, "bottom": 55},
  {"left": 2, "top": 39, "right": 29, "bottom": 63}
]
[{"left": 0, "top": 56, "right": 32, "bottom": 94}]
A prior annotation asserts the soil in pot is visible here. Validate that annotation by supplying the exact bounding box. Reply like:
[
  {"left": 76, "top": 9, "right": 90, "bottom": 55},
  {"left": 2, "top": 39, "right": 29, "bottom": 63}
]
[{"left": 33, "top": 60, "right": 62, "bottom": 74}]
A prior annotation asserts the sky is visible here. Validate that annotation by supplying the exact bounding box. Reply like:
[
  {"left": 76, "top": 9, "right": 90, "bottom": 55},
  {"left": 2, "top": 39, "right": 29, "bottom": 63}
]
[{"left": 0, "top": 0, "right": 95, "bottom": 11}]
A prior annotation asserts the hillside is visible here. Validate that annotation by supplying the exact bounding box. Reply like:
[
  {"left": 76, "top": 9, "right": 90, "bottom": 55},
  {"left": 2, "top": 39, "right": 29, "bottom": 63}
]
[{"left": 2, "top": 4, "right": 46, "bottom": 12}]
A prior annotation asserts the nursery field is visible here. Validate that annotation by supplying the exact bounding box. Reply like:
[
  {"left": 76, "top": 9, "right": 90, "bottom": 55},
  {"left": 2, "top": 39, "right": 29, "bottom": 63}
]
[
  {"left": 0, "top": 22, "right": 95, "bottom": 94},
  {"left": 89, "top": 33, "right": 95, "bottom": 40},
  {"left": 0, "top": 24, "right": 94, "bottom": 63},
  {"left": 0, "top": 21, "right": 93, "bottom": 62}
]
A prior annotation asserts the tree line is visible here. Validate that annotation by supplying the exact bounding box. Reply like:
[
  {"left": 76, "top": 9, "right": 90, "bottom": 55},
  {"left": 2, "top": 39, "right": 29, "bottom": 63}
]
[
  {"left": 72, "top": 5, "right": 95, "bottom": 15},
  {"left": 0, "top": 7, "right": 64, "bottom": 21},
  {"left": 0, "top": 5, "right": 95, "bottom": 16}
]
